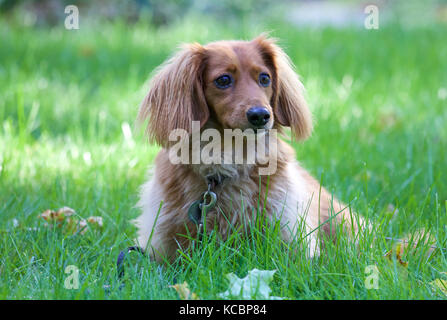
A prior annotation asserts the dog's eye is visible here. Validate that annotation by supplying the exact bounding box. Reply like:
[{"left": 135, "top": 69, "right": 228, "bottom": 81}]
[
  {"left": 259, "top": 73, "right": 271, "bottom": 87},
  {"left": 214, "top": 75, "right": 233, "bottom": 89}
]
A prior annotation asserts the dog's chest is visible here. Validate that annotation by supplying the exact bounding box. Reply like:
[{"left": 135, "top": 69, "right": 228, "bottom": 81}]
[{"left": 199, "top": 163, "right": 308, "bottom": 237}]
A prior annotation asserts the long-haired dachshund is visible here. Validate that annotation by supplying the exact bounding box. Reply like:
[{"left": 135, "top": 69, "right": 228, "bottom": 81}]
[{"left": 135, "top": 34, "right": 364, "bottom": 262}]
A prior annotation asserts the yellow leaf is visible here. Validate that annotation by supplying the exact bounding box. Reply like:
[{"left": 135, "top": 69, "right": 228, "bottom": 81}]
[
  {"left": 56, "top": 207, "right": 76, "bottom": 217},
  {"left": 39, "top": 207, "right": 94, "bottom": 235},
  {"left": 384, "top": 243, "right": 408, "bottom": 267},
  {"left": 87, "top": 216, "right": 103, "bottom": 228},
  {"left": 40, "top": 207, "right": 75, "bottom": 223},
  {"left": 169, "top": 282, "right": 200, "bottom": 300},
  {"left": 430, "top": 279, "right": 447, "bottom": 295}
]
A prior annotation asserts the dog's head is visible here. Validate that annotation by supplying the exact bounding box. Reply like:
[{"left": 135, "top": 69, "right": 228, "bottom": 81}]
[{"left": 138, "top": 35, "right": 312, "bottom": 146}]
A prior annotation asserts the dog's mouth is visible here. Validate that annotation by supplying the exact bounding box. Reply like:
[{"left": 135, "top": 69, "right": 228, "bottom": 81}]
[
  {"left": 247, "top": 119, "right": 274, "bottom": 133},
  {"left": 251, "top": 126, "right": 272, "bottom": 135},
  {"left": 235, "top": 123, "right": 272, "bottom": 135},
  {"left": 220, "top": 121, "right": 273, "bottom": 133}
]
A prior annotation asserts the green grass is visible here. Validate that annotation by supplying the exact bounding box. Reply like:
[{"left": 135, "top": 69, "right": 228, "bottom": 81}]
[{"left": 1, "top": 16, "right": 447, "bottom": 299}]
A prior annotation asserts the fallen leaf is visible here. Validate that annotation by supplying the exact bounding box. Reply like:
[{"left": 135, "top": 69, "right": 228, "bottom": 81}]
[
  {"left": 430, "top": 278, "right": 447, "bottom": 295},
  {"left": 87, "top": 216, "right": 103, "bottom": 228},
  {"left": 78, "top": 45, "right": 95, "bottom": 57},
  {"left": 218, "top": 269, "right": 284, "bottom": 300},
  {"left": 384, "top": 243, "right": 408, "bottom": 267},
  {"left": 39, "top": 207, "right": 103, "bottom": 235},
  {"left": 57, "top": 206, "right": 76, "bottom": 216},
  {"left": 40, "top": 207, "right": 75, "bottom": 223},
  {"left": 169, "top": 282, "right": 200, "bottom": 300}
]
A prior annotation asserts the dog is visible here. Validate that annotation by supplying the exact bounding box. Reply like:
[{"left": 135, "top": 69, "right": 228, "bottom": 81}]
[{"left": 134, "top": 35, "right": 364, "bottom": 262}]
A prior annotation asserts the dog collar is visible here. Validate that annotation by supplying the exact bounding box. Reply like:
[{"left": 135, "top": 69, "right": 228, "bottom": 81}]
[{"left": 187, "top": 174, "right": 226, "bottom": 239}]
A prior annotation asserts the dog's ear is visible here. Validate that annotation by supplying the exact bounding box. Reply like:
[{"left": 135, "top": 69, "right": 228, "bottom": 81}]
[
  {"left": 253, "top": 35, "right": 312, "bottom": 140},
  {"left": 138, "top": 43, "right": 209, "bottom": 146}
]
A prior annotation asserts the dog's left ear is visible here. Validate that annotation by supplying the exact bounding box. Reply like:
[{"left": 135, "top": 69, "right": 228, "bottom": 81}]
[
  {"left": 253, "top": 35, "right": 313, "bottom": 140},
  {"left": 138, "top": 43, "right": 209, "bottom": 146}
]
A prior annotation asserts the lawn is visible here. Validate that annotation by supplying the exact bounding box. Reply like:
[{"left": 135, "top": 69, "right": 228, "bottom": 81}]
[{"left": 0, "top": 16, "right": 446, "bottom": 299}]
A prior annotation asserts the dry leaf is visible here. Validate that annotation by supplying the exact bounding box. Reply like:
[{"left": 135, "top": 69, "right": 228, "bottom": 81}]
[
  {"left": 39, "top": 207, "right": 103, "bottom": 235},
  {"left": 87, "top": 216, "right": 103, "bottom": 228},
  {"left": 78, "top": 45, "right": 95, "bottom": 57},
  {"left": 385, "top": 228, "right": 438, "bottom": 261},
  {"left": 430, "top": 278, "right": 447, "bottom": 295},
  {"left": 40, "top": 207, "right": 75, "bottom": 223},
  {"left": 169, "top": 282, "right": 200, "bottom": 300},
  {"left": 384, "top": 243, "right": 408, "bottom": 267},
  {"left": 57, "top": 207, "right": 76, "bottom": 216}
]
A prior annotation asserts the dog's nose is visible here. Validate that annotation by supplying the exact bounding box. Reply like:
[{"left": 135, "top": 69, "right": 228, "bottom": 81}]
[{"left": 246, "top": 107, "right": 271, "bottom": 127}]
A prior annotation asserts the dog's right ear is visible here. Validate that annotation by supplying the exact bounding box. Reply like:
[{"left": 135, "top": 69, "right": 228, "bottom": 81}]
[
  {"left": 137, "top": 43, "right": 209, "bottom": 146},
  {"left": 253, "top": 35, "right": 313, "bottom": 141}
]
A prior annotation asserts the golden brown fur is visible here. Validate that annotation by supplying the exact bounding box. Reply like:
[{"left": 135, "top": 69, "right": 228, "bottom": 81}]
[{"left": 135, "top": 35, "right": 364, "bottom": 262}]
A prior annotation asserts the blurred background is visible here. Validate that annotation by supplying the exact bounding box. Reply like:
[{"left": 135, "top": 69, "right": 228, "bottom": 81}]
[
  {"left": 1, "top": 0, "right": 447, "bottom": 27},
  {"left": 1, "top": 0, "right": 447, "bottom": 299},
  {"left": 0, "top": 0, "right": 446, "bottom": 242}
]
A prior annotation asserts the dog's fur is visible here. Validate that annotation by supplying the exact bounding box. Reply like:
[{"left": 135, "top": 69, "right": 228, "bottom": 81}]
[{"left": 135, "top": 35, "right": 364, "bottom": 262}]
